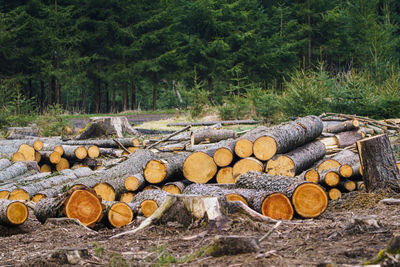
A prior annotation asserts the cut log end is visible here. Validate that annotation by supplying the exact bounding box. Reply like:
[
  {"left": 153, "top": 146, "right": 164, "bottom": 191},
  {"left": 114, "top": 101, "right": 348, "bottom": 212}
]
[
  {"left": 328, "top": 188, "right": 342, "bottom": 200},
  {"left": 124, "top": 175, "right": 141, "bottom": 191},
  {"left": 317, "top": 159, "right": 340, "bottom": 171},
  {"left": 325, "top": 172, "right": 340, "bottom": 187},
  {"left": 253, "top": 136, "right": 277, "bottom": 161},
  {"left": 234, "top": 139, "right": 253, "bottom": 159},
  {"left": 144, "top": 160, "right": 167, "bottom": 184},
  {"left": 162, "top": 184, "right": 182, "bottom": 195},
  {"left": 53, "top": 145, "right": 64, "bottom": 155},
  {"left": 56, "top": 158, "right": 70, "bottom": 171},
  {"left": 18, "top": 144, "right": 35, "bottom": 161},
  {"left": 265, "top": 155, "right": 296, "bottom": 177},
  {"left": 183, "top": 152, "right": 217, "bottom": 183},
  {"left": 11, "top": 152, "right": 25, "bottom": 162},
  {"left": 34, "top": 151, "right": 41, "bottom": 162},
  {"left": 140, "top": 200, "right": 158, "bottom": 217},
  {"left": 233, "top": 158, "right": 263, "bottom": 180},
  {"left": 33, "top": 140, "right": 44, "bottom": 151},
  {"left": 216, "top": 167, "right": 234, "bottom": 184},
  {"left": 262, "top": 193, "right": 294, "bottom": 220},
  {"left": 143, "top": 185, "right": 161, "bottom": 191},
  {"left": 87, "top": 146, "right": 100, "bottom": 158},
  {"left": 292, "top": 183, "right": 328, "bottom": 218},
  {"left": 0, "top": 191, "right": 10, "bottom": 199},
  {"left": 120, "top": 192, "right": 135, "bottom": 203},
  {"left": 108, "top": 202, "right": 134, "bottom": 228},
  {"left": 32, "top": 194, "right": 46, "bottom": 203},
  {"left": 339, "top": 164, "right": 353, "bottom": 178},
  {"left": 40, "top": 164, "right": 52, "bottom": 173},
  {"left": 75, "top": 147, "right": 87, "bottom": 160},
  {"left": 304, "top": 169, "right": 319, "bottom": 183},
  {"left": 8, "top": 189, "right": 30, "bottom": 201},
  {"left": 93, "top": 183, "right": 116, "bottom": 202},
  {"left": 49, "top": 152, "right": 62, "bottom": 164},
  {"left": 128, "top": 147, "right": 139, "bottom": 153},
  {"left": 7, "top": 201, "right": 29, "bottom": 225},
  {"left": 213, "top": 148, "right": 233, "bottom": 167},
  {"left": 226, "top": 194, "right": 248, "bottom": 206},
  {"left": 64, "top": 189, "right": 104, "bottom": 227}
]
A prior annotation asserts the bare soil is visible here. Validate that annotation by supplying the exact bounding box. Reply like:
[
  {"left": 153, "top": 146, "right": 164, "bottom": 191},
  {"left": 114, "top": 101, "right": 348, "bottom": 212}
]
[{"left": 1, "top": 190, "right": 399, "bottom": 266}]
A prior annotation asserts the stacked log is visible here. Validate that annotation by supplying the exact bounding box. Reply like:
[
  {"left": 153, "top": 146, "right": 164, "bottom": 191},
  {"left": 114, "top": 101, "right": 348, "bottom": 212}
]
[{"left": 0, "top": 199, "right": 29, "bottom": 226}]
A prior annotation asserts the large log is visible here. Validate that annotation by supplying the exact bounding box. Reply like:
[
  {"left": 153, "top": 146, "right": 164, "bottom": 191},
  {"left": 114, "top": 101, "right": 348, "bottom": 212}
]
[
  {"left": 265, "top": 140, "right": 326, "bottom": 177},
  {"left": 17, "top": 144, "right": 35, "bottom": 161},
  {"left": 253, "top": 115, "right": 323, "bottom": 161},
  {"left": 34, "top": 187, "right": 105, "bottom": 227},
  {"left": 236, "top": 171, "right": 328, "bottom": 218},
  {"left": 356, "top": 134, "right": 400, "bottom": 192},
  {"left": 0, "top": 159, "right": 11, "bottom": 171},
  {"left": 104, "top": 201, "right": 136, "bottom": 228},
  {"left": 183, "top": 151, "right": 217, "bottom": 183},
  {"left": 144, "top": 153, "right": 190, "bottom": 184},
  {"left": 76, "top": 116, "right": 140, "bottom": 139},
  {"left": 0, "top": 162, "right": 29, "bottom": 183},
  {"left": 216, "top": 167, "right": 234, "bottom": 184},
  {"left": 131, "top": 189, "right": 168, "bottom": 217},
  {"left": 0, "top": 199, "right": 28, "bottom": 226},
  {"left": 190, "top": 129, "right": 237, "bottom": 145}
]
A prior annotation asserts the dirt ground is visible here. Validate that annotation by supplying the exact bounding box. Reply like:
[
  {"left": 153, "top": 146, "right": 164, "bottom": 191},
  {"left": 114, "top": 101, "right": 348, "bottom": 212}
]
[{"left": 1, "top": 190, "right": 399, "bottom": 267}]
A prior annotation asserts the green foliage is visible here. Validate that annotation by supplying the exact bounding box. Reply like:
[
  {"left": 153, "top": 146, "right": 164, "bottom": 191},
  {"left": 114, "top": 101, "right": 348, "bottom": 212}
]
[
  {"left": 36, "top": 105, "right": 70, "bottom": 137},
  {"left": 93, "top": 242, "right": 105, "bottom": 258},
  {"left": 218, "top": 95, "right": 251, "bottom": 120},
  {"left": 109, "top": 253, "right": 128, "bottom": 267}
]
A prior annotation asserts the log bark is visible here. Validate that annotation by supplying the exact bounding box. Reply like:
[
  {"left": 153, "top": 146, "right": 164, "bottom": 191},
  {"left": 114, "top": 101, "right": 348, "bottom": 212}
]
[
  {"left": 0, "top": 162, "right": 29, "bottom": 183},
  {"left": 0, "top": 199, "right": 28, "bottom": 226},
  {"left": 356, "top": 134, "right": 400, "bottom": 192},
  {"left": 131, "top": 189, "right": 168, "bottom": 217},
  {"left": 190, "top": 129, "right": 236, "bottom": 145},
  {"left": 40, "top": 151, "right": 62, "bottom": 164},
  {"left": 232, "top": 157, "right": 264, "bottom": 180},
  {"left": 62, "top": 138, "right": 137, "bottom": 149},
  {"left": 0, "top": 159, "right": 11, "bottom": 171},
  {"left": 335, "top": 130, "right": 363, "bottom": 148},
  {"left": 323, "top": 119, "right": 359, "bottom": 133},
  {"left": 183, "top": 151, "right": 218, "bottom": 183},
  {"left": 253, "top": 115, "right": 323, "bottom": 161},
  {"left": 265, "top": 140, "right": 326, "bottom": 177},
  {"left": 62, "top": 145, "right": 87, "bottom": 160},
  {"left": 167, "top": 120, "right": 260, "bottom": 127},
  {"left": 338, "top": 179, "right": 356, "bottom": 192},
  {"left": 236, "top": 171, "right": 328, "bottom": 218},
  {"left": 124, "top": 173, "right": 147, "bottom": 191},
  {"left": 144, "top": 153, "right": 190, "bottom": 184}
]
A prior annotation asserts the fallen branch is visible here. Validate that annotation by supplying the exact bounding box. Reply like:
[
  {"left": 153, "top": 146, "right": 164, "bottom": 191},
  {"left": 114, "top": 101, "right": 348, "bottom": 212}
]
[
  {"left": 147, "top": 125, "right": 191, "bottom": 150},
  {"left": 324, "top": 113, "right": 400, "bottom": 130},
  {"left": 259, "top": 221, "right": 282, "bottom": 242},
  {"left": 112, "top": 138, "right": 131, "bottom": 155}
]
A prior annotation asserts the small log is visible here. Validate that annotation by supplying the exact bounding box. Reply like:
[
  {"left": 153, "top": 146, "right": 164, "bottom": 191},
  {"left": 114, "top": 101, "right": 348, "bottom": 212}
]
[
  {"left": 323, "top": 119, "right": 359, "bottom": 133},
  {"left": 87, "top": 145, "right": 100, "bottom": 159},
  {"left": 253, "top": 116, "right": 323, "bottom": 161},
  {"left": 328, "top": 188, "right": 342, "bottom": 200},
  {"left": 234, "top": 126, "right": 269, "bottom": 158},
  {"left": 0, "top": 199, "right": 29, "bottom": 226},
  {"left": 62, "top": 145, "right": 87, "bottom": 160},
  {"left": 104, "top": 201, "right": 136, "bottom": 228},
  {"left": 303, "top": 169, "right": 319, "bottom": 183},
  {"left": 132, "top": 189, "right": 168, "bottom": 217},
  {"left": 232, "top": 157, "right": 264, "bottom": 180},
  {"left": 356, "top": 134, "right": 400, "bottom": 192},
  {"left": 40, "top": 164, "right": 52, "bottom": 172},
  {"left": 33, "top": 139, "right": 44, "bottom": 151},
  {"left": 162, "top": 181, "right": 186, "bottom": 194},
  {"left": 119, "top": 192, "right": 135, "bottom": 203},
  {"left": 265, "top": 140, "right": 326, "bottom": 177},
  {"left": 183, "top": 151, "right": 218, "bottom": 183},
  {"left": 319, "top": 170, "right": 340, "bottom": 187},
  {"left": 190, "top": 129, "right": 237, "bottom": 145},
  {"left": 338, "top": 180, "right": 356, "bottom": 192},
  {"left": 207, "top": 235, "right": 260, "bottom": 256},
  {"left": 216, "top": 167, "right": 234, "bottom": 184},
  {"left": 317, "top": 150, "right": 358, "bottom": 171},
  {"left": 144, "top": 153, "right": 190, "bottom": 184},
  {"left": 124, "top": 173, "right": 147, "bottom": 191},
  {"left": 62, "top": 138, "right": 137, "bottom": 149},
  {"left": 34, "top": 151, "right": 41, "bottom": 162},
  {"left": 40, "top": 151, "right": 61, "bottom": 164},
  {"left": 11, "top": 152, "right": 25, "bottom": 162},
  {"left": 356, "top": 181, "right": 365, "bottom": 191},
  {"left": 56, "top": 158, "right": 70, "bottom": 171}
]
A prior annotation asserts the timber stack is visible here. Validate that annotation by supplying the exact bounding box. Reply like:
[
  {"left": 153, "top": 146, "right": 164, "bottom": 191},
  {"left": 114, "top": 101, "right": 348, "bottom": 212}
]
[{"left": 0, "top": 113, "right": 399, "bottom": 229}]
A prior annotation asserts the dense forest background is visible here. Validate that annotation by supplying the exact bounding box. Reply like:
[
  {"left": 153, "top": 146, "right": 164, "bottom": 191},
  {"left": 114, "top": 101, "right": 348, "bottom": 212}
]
[{"left": 1, "top": 0, "right": 400, "bottom": 125}]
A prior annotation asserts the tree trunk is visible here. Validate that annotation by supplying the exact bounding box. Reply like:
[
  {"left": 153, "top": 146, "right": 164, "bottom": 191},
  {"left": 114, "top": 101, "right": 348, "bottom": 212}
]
[
  {"left": 94, "top": 77, "right": 101, "bottom": 113},
  {"left": 62, "top": 138, "right": 137, "bottom": 148},
  {"left": 61, "top": 145, "right": 87, "bottom": 160},
  {"left": 266, "top": 140, "right": 326, "bottom": 177},
  {"left": 0, "top": 199, "right": 28, "bottom": 226},
  {"left": 0, "top": 162, "right": 29, "bottom": 182},
  {"left": 318, "top": 170, "right": 340, "bottom": 187},
  {"left": 40, "top": 80, "right": 45, "bottom": 112},
  {"left": 144, "top": 153, "right": 190, "bottom": 184},
  {"left": 253, "top": 115, "right": 323, "bottom": 161},
  {"left": 236, "top": 171, "right": 328, "bottom": 218},
  {"left": 75, "top": 117, "right": 140, "bottom": 139},
  {"left": 190, "top": 129, "right": 237, "bottom": 145},
  {"left": 233, "top": 126, "right": 269, "bottom": 159},
  {"left": 124, "top": 173, "right": 147, "bottom": 191},
  {"left": 317, "top": 150, "right": 358, "bottom": 171},
  {"left": 232, "top": 157, "right": 264, "bottom": 180},
  {"left": 152, "top": 86, "right": 156, "bottom": 111},
  {"left": 81, "top": 84, "right": 86, "bottom": 113},
  {"left": 50, "top": 77, "right": 56, "bottom": 105},
  {"left": 131, "top": 83, "right": 136, "bottom": 110},
  {"left": 328, "top": 188, "right": 341, "bottom": 200},
  {"left": 112, "top": 88, "right": 116, "bottom": 113},
  {"left": 323, "top": 119, "right": 359, "bottom": 133},
  {"left": 56, "top": 80, "right": 61, "bottom": 104},
  {"left": 123, "top": 82, "right": 128, "bottom": 111},
  {"left": 0, "top": 159, "right": 11, "bottom": 171},
  {"left": 356, "top": 134, "right": 400, "bottom": 192}
]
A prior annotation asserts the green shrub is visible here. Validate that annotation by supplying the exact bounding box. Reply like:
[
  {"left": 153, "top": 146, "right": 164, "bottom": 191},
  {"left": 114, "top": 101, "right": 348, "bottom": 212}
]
[{"left": 218, "top": 95, "right": 251, "bottom": 120}]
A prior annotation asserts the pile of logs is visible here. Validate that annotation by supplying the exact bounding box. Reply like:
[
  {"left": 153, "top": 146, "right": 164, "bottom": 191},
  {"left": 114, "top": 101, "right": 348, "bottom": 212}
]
[{"left": 1, "top": 113, "right": 399, "bottom": 230}]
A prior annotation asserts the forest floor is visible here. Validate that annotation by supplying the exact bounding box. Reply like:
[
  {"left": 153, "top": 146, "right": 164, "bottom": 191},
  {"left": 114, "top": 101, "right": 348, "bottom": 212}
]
[{"left": 1, "top": 190, "right": 399, "bottom": 266}]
